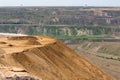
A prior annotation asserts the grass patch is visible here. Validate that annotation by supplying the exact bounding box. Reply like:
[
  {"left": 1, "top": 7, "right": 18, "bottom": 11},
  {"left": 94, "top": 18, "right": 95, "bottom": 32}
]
[
  {"left": 56, "top": 34, "right": 113, "bottom": 39},
  {"left": 96, "top": 55, "right": 120, "bottom": 61}
]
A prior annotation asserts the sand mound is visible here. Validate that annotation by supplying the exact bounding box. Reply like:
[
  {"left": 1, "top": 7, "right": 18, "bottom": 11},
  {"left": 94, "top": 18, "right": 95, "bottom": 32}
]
[{"left": 0, "top": 36, "right": 115, "bottom": 80}]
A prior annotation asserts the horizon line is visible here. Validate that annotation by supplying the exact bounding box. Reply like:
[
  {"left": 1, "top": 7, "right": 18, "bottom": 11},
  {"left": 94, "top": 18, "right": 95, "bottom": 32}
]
[{"left": 0, "top": 6, "right": 120, "bottom": 8}]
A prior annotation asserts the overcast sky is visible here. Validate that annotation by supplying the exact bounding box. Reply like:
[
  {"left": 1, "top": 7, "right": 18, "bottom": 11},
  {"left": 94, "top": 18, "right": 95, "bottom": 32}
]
[{"left": 0, "top": 0, "right": 120, "bottom": 6}]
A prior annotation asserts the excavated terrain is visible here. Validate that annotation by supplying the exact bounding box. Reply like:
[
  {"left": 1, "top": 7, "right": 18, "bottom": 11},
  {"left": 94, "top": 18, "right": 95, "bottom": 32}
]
[{"left": 0, "top": 36, "right": 115, "bottom": 80}]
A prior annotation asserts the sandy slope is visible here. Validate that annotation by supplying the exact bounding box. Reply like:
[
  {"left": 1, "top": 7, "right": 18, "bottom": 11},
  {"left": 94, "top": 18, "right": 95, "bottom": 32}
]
[{"left": 0, "top": 36, "right": 115, "bottom": 80}]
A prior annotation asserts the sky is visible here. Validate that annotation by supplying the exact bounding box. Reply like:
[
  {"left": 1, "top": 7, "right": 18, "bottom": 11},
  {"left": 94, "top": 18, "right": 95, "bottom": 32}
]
[{"left": 0, "top": 0, "right": 120, "bottom": 7}]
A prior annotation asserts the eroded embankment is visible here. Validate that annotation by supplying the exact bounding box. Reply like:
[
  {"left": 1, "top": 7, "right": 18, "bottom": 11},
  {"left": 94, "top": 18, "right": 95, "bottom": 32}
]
[{"left": 0, "top": 36, "right": 115, "bottom": 80}]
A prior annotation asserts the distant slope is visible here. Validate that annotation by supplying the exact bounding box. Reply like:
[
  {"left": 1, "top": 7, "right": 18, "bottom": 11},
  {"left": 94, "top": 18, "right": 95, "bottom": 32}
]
[
  {"left": 68, "top": 42, "right": 120, "bottom": 80},
  {"left": 0, "top": 7, "right": 120, "bottom": 37}
]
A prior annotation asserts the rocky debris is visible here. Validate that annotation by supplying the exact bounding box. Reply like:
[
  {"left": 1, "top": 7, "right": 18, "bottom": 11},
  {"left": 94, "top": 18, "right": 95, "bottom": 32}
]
[{"left": 3, "top": 75, "right": 39, "bottom": 80}]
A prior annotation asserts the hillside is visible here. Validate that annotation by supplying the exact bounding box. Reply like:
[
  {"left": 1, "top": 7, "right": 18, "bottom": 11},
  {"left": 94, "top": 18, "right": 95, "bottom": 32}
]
[
  {"left": 0, "top": 36, "right": 115, "bottom": 80},
  {"left": 0, "top": 7, "right": 120, "bottom": 38},
  {"left": 68, "top": 41, "right": 120, "bottom": 79}
]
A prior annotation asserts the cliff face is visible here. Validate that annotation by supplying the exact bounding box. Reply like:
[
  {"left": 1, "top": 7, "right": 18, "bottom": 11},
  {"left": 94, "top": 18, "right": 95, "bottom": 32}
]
[{"left": 0, "top": 36, "right": 115, "bottom": 80}]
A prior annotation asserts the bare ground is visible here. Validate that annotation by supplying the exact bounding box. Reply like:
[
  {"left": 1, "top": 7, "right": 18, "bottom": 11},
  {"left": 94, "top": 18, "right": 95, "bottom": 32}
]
[
  {"left": 68, "top": 43, "right": 120, "bottom": 80},
  {"left": 0, "top": 36, "right": 115, "bottom": 80}
]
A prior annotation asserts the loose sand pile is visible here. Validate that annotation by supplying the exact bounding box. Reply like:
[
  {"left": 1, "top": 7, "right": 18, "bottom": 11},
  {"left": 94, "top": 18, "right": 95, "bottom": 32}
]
[{"left": 0, "top": 36, "right": 115, "bottom": 80}]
